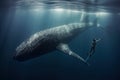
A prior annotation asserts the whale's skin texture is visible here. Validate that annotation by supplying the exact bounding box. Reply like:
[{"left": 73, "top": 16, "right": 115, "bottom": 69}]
[{"left": 14, "top": 23, "right": 93, "bottom": 61}]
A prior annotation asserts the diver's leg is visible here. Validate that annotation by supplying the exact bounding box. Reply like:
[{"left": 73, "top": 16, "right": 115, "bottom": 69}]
[
  {"left": 93, "top": 49, "right": 95, "bottom": 54},
  {"left": 89, "top": 47, "right": 94, "bottom": 56},
  {"left": 90, "top": 47, "right": 95, "bottom": 56},
  {"left": 86, "top": 47, "right": 94, "bottom": 61}
]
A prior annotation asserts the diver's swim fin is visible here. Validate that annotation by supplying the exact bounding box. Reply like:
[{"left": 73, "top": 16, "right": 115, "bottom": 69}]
[{"left": 56, "top": 43, "right": 89, "bottom": 65}]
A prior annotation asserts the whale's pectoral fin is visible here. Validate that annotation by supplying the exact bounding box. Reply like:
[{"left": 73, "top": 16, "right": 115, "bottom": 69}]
[{"left": 56, "top": 43, "right": 89, "bottom": 65}]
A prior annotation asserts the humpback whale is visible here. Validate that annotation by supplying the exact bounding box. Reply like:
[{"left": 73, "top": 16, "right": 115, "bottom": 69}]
[{"left": 14, "top": 22, "right": 94, "bottom": 64}]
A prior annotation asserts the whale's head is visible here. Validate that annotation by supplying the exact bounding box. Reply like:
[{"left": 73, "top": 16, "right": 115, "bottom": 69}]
[
  {"left": 13, "top": 41, "right": 31, "bottom": 61},
  {"left": 13, "top": 33, "right": 58, "bottom": 61}
]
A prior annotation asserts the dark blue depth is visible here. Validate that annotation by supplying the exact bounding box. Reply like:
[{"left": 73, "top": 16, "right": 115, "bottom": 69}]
[{"left": 0, "top": 8, "right": 120, "bottom": 80}]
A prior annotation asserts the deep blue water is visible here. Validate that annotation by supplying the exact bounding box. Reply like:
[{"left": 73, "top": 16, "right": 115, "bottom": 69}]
[{"left": 0, "top": 1, "right": 120, "bottom": 80}]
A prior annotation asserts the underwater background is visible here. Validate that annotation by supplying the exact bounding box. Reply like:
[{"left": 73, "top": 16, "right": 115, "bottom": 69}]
[{"left": 0, "top": 0, "right": 120, "bottom": 80}]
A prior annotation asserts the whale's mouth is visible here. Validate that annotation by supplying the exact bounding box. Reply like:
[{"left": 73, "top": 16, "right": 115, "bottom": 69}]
[
  {"left": 13, "top": 53, "right": 27, "bottom": 61},
  {"left": 13, "top": 48, "right": 33, "bottom": 61}
]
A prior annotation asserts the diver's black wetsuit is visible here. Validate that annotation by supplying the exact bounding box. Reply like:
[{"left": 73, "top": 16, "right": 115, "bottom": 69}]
[
  {"left": 86, "top": 38, "right": 100, "bottom": 61},
  {"left": 89, "top": 39, "right": 97, "bottom": 56}
]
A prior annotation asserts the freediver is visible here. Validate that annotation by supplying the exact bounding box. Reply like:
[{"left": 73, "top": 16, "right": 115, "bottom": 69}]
[{"left": 86, "top": 38, "right": 101, "bottom": 61}]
